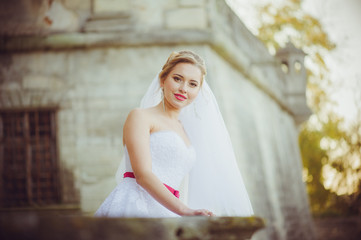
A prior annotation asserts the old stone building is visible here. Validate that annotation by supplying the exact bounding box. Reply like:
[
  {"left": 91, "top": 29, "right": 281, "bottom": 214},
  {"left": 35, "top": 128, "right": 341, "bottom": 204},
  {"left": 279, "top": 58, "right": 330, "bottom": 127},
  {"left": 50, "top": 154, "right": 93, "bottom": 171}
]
[{"left": 0, "top": 0, "right": 314, "bottom": 239}]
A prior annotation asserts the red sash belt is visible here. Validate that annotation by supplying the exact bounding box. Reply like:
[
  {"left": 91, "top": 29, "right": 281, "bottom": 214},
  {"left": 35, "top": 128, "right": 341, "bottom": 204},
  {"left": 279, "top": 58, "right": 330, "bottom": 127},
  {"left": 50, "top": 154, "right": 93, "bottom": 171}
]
[{"left": 123, "top": 172, "right": 180, "bottom": 199}]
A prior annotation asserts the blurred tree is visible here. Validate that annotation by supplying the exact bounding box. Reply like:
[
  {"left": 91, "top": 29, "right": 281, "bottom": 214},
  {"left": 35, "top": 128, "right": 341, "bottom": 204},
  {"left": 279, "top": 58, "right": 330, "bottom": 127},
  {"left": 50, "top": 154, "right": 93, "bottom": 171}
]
[
  {"left": 299, "top": 110, "right": 361, "bottom": 215},
  {"left": 256, "top": 0, "right": 361, "bottom": 215},
  {"left": 257, "top": 0, "right": 335, "bottom": 112},
  {"left": 298, "top": 120, "right": 329, "bottom": 214},
  {"left": 320, "top": 82, "right": 361, "bottom": 215}
]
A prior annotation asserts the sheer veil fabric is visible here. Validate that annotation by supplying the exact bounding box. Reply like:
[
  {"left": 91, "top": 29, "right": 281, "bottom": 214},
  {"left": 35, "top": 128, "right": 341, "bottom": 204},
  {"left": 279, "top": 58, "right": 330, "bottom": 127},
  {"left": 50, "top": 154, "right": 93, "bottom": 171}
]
[{"left": 116, "top": 74, "right": 254, "bottom": 216}]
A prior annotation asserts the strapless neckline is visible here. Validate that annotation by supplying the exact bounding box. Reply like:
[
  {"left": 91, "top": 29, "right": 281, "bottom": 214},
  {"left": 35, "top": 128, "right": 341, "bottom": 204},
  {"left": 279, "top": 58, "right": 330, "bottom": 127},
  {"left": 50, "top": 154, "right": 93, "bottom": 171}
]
[
  {"left": 150, "top": 130, "right": 193, "bottom": 150},
  {"left": 95, "top": 128, "right": 196, "bottom": 218}
]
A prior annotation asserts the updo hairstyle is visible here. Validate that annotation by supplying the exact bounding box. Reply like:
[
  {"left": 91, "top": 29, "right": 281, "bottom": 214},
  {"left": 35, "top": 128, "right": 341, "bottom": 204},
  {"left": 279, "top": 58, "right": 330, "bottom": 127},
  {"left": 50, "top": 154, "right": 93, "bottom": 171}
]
[{"left": 159, "top": 50, "right": 207, "bottom": 85}]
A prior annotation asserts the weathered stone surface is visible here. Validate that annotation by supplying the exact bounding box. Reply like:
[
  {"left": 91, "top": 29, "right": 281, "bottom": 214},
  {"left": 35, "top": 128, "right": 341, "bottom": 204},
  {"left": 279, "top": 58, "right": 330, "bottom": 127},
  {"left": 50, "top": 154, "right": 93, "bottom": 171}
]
[
  {"left": 44, "top": 1, "right": 79, "bottom": 32},
  {"left": 63, "top": 0, "right": 91, "bottom": 11},
  {"left": 276, "top": 41, "right": 311, "bottom": 124},
  {"left": 165, "top": 8, "right": 208, "bottom": 29},
  {"left": 0, "top": 0, "right": 80, "bottom": 35},
  {"left": 0, "top": 213, "right": 265, "bottom": 240},
  {"left": 22, "top": 75, "right": 65, "bottom": 90},
  {"left": 83, "top": 14, "right": 135, "bottom": 32},
  {"left": 93, "top": 0, "right": 131, "bottom": 14},
  {"left": 179, "top": 0, "right": 205, "bottom": 7}
]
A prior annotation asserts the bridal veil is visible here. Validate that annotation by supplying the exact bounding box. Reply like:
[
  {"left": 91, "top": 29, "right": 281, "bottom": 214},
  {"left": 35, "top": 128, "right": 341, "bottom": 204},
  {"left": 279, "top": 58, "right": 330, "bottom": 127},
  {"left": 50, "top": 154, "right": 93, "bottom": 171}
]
[{"left": 116, "top": 73, "right": 253, "bottom": 216}]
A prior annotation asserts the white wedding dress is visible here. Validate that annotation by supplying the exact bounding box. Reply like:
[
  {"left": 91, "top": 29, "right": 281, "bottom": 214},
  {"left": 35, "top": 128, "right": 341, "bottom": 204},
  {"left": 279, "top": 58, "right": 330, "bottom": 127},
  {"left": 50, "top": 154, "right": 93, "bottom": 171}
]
[
  {"left": 94, "top": 131, "right": 196, "bottom": 218},
  {"left": 95, "top": 75, "right": 254, "bottom": 217}
]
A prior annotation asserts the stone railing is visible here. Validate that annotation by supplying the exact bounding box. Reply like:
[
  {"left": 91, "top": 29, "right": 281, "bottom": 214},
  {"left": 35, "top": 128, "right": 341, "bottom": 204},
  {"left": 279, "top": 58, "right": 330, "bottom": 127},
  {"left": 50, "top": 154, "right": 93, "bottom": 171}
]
[{"left": 0, "top": 212, "right": 264, "bottom": 240}]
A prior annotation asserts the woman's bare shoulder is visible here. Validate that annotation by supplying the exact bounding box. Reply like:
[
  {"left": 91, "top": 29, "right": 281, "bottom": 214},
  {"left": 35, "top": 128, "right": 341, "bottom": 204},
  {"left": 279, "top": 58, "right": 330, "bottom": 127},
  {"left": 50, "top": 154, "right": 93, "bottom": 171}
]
[
  {"left": 125, "top": 107, "right": 157, "bottom": 121},
  {"left": 127, "top": 108, "right": 147, "bottom": 118},
  {"left": 123, "top": 107, "right": 159, "bottom": 134},
  {"left": 124, "top": 108, "right": 148, "bottom": 128}
]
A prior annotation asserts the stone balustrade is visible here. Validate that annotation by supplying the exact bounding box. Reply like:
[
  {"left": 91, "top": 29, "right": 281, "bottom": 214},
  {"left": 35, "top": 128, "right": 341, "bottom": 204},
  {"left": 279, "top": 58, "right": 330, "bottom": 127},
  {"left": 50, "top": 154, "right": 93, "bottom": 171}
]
[{"left": 0, "top": 212, "right": 264, "bottom": 240}]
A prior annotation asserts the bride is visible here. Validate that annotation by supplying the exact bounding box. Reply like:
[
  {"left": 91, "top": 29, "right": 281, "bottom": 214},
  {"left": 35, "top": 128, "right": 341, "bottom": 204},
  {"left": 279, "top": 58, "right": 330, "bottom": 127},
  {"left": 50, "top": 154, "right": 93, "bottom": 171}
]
[{"left": 95, "top": 50, "right": 253, "bottom": 217}]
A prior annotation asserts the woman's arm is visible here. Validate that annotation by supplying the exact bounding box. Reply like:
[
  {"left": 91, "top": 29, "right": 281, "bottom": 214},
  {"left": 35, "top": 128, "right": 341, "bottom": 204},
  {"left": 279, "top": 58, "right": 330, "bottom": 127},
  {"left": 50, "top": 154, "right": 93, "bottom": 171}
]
[{"left": 123, "top": 109, "right": 212, "bottom": 216}]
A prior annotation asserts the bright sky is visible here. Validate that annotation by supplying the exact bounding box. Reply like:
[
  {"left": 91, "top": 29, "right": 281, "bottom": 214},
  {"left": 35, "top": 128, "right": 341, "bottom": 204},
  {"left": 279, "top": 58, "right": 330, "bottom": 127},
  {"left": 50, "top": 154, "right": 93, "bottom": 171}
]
[{"left": 227, "top": 0, "right": 361, "bottom": 123}]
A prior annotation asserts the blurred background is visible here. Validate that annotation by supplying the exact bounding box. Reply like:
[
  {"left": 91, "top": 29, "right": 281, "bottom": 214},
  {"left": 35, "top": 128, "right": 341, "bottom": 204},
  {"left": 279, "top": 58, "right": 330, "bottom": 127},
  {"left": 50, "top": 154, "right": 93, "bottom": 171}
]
[
  {"left": 228, "top": 0, "right": 361, "bottom": 217},
  {"left": 0, "top": 0, "right": 360, "bottom": 240}
]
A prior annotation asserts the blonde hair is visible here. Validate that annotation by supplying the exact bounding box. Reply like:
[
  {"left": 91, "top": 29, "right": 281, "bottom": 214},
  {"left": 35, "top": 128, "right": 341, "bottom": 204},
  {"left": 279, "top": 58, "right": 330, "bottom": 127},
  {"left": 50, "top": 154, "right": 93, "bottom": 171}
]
[{"left": 159, "top": 50, "right": 206, "bottom": 84}]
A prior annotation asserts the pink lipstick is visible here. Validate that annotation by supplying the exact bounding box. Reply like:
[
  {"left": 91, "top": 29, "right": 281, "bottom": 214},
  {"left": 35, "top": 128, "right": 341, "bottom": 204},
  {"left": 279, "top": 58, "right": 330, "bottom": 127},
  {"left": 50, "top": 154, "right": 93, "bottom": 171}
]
[{"left": 174, "top": 93, "right": 186, "bottom": 101}]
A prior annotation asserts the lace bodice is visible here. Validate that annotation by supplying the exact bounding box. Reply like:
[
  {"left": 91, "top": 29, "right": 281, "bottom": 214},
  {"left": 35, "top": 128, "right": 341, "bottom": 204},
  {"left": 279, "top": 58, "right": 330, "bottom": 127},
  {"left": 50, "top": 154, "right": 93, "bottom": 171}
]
[
  {"left": 124, "top": 131, "right": 196, "bottom": 189},
  {"left": 95, "top": 131, "right": 197, "bottom": 218}
]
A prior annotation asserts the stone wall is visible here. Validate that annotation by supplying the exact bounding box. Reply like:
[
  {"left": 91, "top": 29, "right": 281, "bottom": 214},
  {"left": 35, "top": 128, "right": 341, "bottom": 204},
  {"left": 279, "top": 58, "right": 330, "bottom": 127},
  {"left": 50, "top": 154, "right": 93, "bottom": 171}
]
[
  {"left": 0, "top": 0, "right": 315, "bottom": 239},
  {"left": 204, "top": 47, "right": 313, "bottom": 240}
]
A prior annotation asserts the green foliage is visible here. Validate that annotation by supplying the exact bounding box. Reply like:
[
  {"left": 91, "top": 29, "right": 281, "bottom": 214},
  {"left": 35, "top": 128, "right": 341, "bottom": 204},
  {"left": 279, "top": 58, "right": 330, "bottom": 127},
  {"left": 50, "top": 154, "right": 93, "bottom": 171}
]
[
  {"left": 299, "top": 115, "right": 361, "bottom": 216},
  {"left": 258, "top": 0, "right": 335, "bottom": 51},
  {"left": 299, "top": 121, "right": 329, "bottom": 213},
  {"left": 256, "top": 0, "right": 361, "bottom": 216},
  {"left": 257, "top": 0, "right": 335, "bottom": 111}
]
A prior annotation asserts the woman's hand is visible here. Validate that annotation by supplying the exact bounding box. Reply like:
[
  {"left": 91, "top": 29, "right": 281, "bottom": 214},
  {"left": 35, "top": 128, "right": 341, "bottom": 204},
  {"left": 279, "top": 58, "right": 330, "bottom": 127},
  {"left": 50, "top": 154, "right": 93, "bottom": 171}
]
[
  {"left": 193, "top": 209, "right": 214, "bottom": 216},
  {"left": 182, "top": 208, "right": 214, "bottom": 216}
]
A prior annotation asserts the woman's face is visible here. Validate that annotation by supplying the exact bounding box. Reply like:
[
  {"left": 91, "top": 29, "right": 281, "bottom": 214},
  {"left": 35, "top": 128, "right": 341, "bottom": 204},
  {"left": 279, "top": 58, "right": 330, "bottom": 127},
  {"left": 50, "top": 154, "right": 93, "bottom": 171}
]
[{"left": 161, "top": 63, "right": 202, "bottom": 110}]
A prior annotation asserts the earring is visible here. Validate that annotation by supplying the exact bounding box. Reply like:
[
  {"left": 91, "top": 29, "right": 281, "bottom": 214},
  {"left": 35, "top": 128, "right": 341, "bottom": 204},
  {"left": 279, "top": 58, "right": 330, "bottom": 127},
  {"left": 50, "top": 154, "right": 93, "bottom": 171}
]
[
  {"left": 161, "top": 88, "right": 165, "bottom": 112},
  {"left": 193, "top": 102, "right": 200, "bottom": 119}
]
